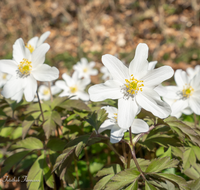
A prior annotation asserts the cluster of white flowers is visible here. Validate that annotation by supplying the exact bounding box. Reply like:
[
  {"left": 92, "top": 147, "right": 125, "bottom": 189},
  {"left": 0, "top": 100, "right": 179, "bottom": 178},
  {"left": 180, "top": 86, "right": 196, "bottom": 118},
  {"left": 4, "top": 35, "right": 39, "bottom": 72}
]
[
  {"left": 55, "top": 57, "right": 98, "bottom": 101},
  {"left": 0, "top": 31, "right": 199, "bottom": 144},
  {"left": 0, "top": 31, "right": 59, "bottom": 102},
  {"left": 162, "top": 66, "right": 200, "bottom": 118},
  {"left": 89, "top": 43, "right": 175, "bottom": 143}
]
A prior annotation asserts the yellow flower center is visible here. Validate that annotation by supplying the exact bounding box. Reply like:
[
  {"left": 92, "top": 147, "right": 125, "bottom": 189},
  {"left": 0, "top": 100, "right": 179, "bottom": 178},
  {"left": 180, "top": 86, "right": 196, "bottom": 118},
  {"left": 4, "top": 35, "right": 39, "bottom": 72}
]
[
  {"left": 26, "top": 44, "right": 35, "bottom": 53},
  {"left": 2, "top": 73, "right": 7, "bottom": 80},
  {"left": 182, "top": 84, "right": 194, "bottom": 99},
  {"left": 83, "top": 68, "right": 88, "bottom": 73},
  {"left": 125, "top": 75, "right": 144, "bottom": 95},
  {"left": 17, "top": 58, "right": 32, "bottom": 78},
  {"left": 43, "top": 88, "right": 50, "bottom": 95},
  {"left": 114, "top": 113, "right": 118, "bottom": 121},
  {"left": 70, "top": 86, "right": 78, "bottom": 93}
]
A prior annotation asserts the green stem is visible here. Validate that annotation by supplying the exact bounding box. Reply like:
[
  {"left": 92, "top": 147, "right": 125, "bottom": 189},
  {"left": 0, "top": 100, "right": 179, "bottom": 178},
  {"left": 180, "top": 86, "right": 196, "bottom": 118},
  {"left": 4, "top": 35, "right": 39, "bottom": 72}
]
[
  {"left": 36, "top": 90, "right": 45, "bottom": 124},
  {"left": 129, "top": 127, "right": 146, "bottom": 181}
]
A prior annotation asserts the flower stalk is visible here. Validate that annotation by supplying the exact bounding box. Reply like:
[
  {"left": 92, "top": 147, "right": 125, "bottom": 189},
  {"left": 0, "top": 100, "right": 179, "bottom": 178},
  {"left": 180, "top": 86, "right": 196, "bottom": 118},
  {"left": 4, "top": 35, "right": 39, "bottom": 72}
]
[
  {"left": 129, "top": 127, "right": 146, "bottom": 181},
  {"left": 36, "top": 90, "right": 45, "bottom": 124}
]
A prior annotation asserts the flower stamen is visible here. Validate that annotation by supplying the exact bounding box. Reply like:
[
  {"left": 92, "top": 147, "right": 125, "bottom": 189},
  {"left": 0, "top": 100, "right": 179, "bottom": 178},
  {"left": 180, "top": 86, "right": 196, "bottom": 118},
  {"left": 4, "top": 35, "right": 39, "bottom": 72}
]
[
  {"left": 83, "top": 68, "right": 88, "bottom": 73},
  {"left": 26, "top": 44, "right": 34, "bottom": 53},
  {"left": 17, "top": 58, "right": 32, "bottom": 78},
  {"left": 121, "top": 75, "right": 144, "bottom": 99},
  {"left": 43, "top": 89, "right": 50, "bottom": 95},
  {"left": 182, "top": 84, "right": 194, "bottom": 99},
  {"left": 70, "top": 86, "right": 78, "bottom": 93}
]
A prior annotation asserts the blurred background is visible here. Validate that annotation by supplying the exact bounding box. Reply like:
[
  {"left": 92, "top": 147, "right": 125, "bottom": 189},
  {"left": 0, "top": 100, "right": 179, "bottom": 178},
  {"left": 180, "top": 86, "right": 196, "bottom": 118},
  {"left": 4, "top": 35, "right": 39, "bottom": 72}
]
[{"left": 0, "top": 0, "right": 200, "bottom": 76}]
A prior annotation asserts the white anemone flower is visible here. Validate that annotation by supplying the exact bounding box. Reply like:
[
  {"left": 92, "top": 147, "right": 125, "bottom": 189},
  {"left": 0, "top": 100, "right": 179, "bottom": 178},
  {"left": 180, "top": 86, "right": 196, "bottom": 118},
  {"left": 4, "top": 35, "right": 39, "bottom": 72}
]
[
  {"left": 0, "top": 72, "right": 11, "bottom": 88},
  {"left": 186, "top": 65, "right": 200, "bottom": 80},
  {"left": 100, "top": 66, "right": 112, "bottom": 81},
  {"left": 163, "top": 95, "right": 193, "bottom": 118},
  {"left": 163, "top": 69, "right": 200, "bottom": 116},
  {"left": 73, "top": 58, "right": 98, "bottom": 79},
  {"left": 0, "top": 38, "right": 59, "bottom": 103},
  {"left": 55, "top": 71, "right": 90, "bottom": 101},
  {"left": 99, "top": 106, "right": 149, "bottom": 143},
  {"left": 89, "top": 43, "right": 174, "bottom": 129},
  {"left": 35, "top": 84, "right": 61, "bottom": 101},
  {"left": 26, "top": 31, "right": 50, "bottom": 54}
]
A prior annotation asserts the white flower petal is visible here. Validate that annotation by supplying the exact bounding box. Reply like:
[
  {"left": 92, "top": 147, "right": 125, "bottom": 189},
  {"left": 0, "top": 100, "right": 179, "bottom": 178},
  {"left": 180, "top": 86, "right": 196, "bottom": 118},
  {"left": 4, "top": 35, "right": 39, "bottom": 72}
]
[
  {"left": 191, "top": 73, "right": 200, "bottom": 91},
  {"left": 173, "top": 112, "right": 182, "bottom": 118},
  {"left": 182, "top": 107, "right": 193, "bottom": 115},
  {"left": 51, "top": 86, "right": 61, "bottom": 95},
  {"left": 76, "top": 91, "right": 89, "bottom": 101},
  {"left": 89, "top": 80, "right": 123, "bottom": 101},
  {"left": 79, "top": 77, "right": 91, "bottom": 87},
  {"left": 110, "top": 125, "right": 126, "bottom": 143},
  {"left": 37, "top": 31, "right": 51, "bottom": 47},
  {"left": 131, "top": 119, "right": 149, "bottom": 134},
  {"left": 11, "top": 89, "right": 24, "bottom": 103},
  {"left": 118, "top": 98, "right": 139, "bottom": 129},
  {"left": 164, "top": 86, "right": 180, "bottom": 99},
  {"left": 24, "top": 75, "right": 37, "bottom": 102},
  {"left": 27, "top": 37, "right": 39, "bottom": 49},
  {"left": 0, "top": 60, "right": 18, "bottom": 75},
  {"left": 141, "top": 66, "right": 174, "bottom": 88},
  {"left": 189, "top": 97, "right": 200, "bottom": 115},
  {"left": 148, "top": 61, "right": 157, "bottom": 70},
  {"left": 102, "top": 54, "right": 129, "bottom": 83},
  {"left": 55, "top": 80, "right": 68, "bottom": 90},
  {"left": 174, "top": 69, "right": 189, "bottom": 87},
  {"left": 154, "top": 85, "right": 168, "bottom": 96},
  {"left": 171, "top": 99, "right": 188, "bottom": 116},
  {"left": 59, "top": 91, "right": 71, "bottom": 97},
  {"left": 136, "top": 88, "right": 171, "bottom": 119},
  {"left": 129, "top": 43, "right": 149, "bottom": 79},
  {"left": 90, "top": 69, "right": 98, "bottom": 75},
  {"left": 62, "top": 73, "right": 74, "bottom": 86},
  {"left": 13, "top": 38, "right": 26, "bottom": 64},
  {"left": 101, "top": 106, "right": 118, "bottom": 118},
  {"left": 31, "top": 43, "right": 50, "bottom": 68},
  {"left": 89, "top": 61, "right": 95, "bottom": 68},
  {"left": 1, "top": 76, "right": 27, "bottom": 98},
  {"left": 32, "top": 64, "right": 59, "bottom": 81},
  {"left": 98, "top": 119, "right": 116, "bottom": 133}
]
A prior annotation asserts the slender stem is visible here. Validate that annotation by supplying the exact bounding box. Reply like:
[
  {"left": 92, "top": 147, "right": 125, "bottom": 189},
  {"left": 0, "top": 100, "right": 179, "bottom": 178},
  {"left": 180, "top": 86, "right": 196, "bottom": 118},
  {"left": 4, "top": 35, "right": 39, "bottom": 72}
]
[
  {"left": 36, "top": 90, "right": 45, "bottom": 124},
  {"left": 133, "top": 125, "right": 155, "bottom": 146},
  {"left": 48, "top": 82, "right": 53, "bottom": 102},
  {"left": 129, "top": 127, "right": 146, "bottom": 181}
]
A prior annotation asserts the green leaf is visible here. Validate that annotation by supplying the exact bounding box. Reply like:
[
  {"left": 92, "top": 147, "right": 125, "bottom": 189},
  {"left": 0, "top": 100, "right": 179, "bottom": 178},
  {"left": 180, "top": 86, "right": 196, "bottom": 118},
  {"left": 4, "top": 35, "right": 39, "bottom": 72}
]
[
  {"left": 52, "top": 146, "right": 75, "bottom": 172},
  {"left": 46, "top": 138, "right": 66, "bottom": 151},
  {"left": 130, "top": 158, "right": 150, "bottom": 172},
  {"left": 145, "top": 181, "right": 158, "bottom": 190},
  {"left": 50, "top": 96, "right": 71, "bottom": 110},
  {"left": 145, "top": 157, "right": 179, "bottom": 173},
  {"left": 94, "top": 174, "right": 114, "bottom": 190},
  {"left": 0, "top": 151, "right": 30, "bottom": 177},
  {"left": 75, "top": 141, "right": 84, "bottom": 157},
  {"left": 150, "top": 173, "right": 189, "bottom": 190},
  {"left": 164, "top": 116, "right": 200, "bottom": 146},
  {"left": 86, "top": 109, "right": 108, "bottom": 132},
  {"left": 104, "top": 169, "right": 140, "bottom": 190},
  {"left": 188, "top": 178, "right": 200, "bottom": 190},
  {"left": 13, "top": 137, "right": 43, "bottom": 150},
  {"left": 125, "top": 180, "right": 138, "bottom": 190},
  {"left": 59, "top": 99, "right": 91, "bottom": 111},
  {"left": 183, "top": 147, "right": 196, "bottom": 170},
  {"left": 22, "top": 112, "right": 41, "bottom": 139},
  {"left": 27, "top": 154, "right": 43, "bottom": 190},
  {"left": 42, "top": 157, "right": 54, "bottom": 188},
  {"left": 51, "top": 110, "right": 62, "bottom": 126},
  {"left": 43, "top": 111, "right": 57, "bottom": 139},
  {"left": 96, "top": 164, "right": 122, "bottom": 177}
]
